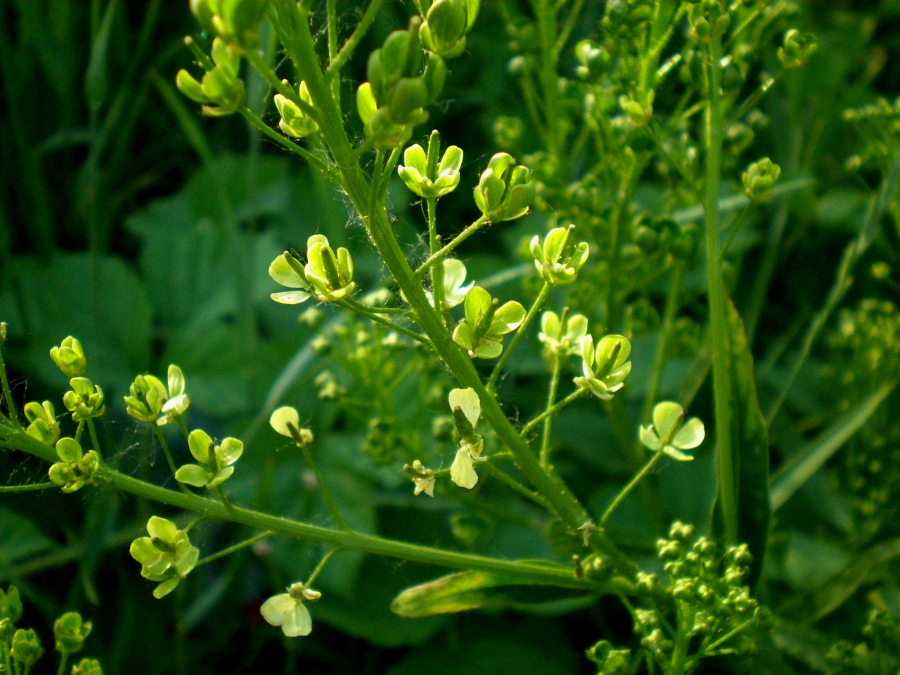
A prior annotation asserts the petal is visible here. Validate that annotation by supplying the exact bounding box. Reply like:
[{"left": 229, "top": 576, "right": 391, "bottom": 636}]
[
  {"left": 282, "top": 602, "right": 313, "bottom": 637},
  {"left": 174, "top": 545, "right": 200, "bottom": 576},
  {"left": 208, "top": 465, "right": 235, "bottom": 488},
  {"left": 652, "top": 402, "right": 684, "bottom": 443},
  {"left": 464, "top": 287, "right": 492, "bottom": 328},
  {"left": 218, "top": 437, "right": 244, "bottom": 465},
  {"left": 664, "top": 446, "right": 694, "bottom": 462},
  {"left": 129, "top": 537, "right": 162, "bottom": 566},
  {"left": 270, "top": 406, "right": 301, "bottom": 438},
  {"left": 452, "top": 322, "right": 474, "bottom": 350},
  {"left": 543, "top": 227, "right": 568, "bottom": 264},
  {"left": 442, "top": 259, "right": 467, "bottom": 292},
  {"left": 639, "top": 425, "right": 663, "bottom": 452},
  {"left": 580, "top": 335, "right": 595, "bottom": 371},
  {"left": 270, "top": 290, "right": 311, "bottom": 305},
  {"left": 403, "top": 144, "right": 428, "bottom": 174},
  {"left": 188, "top": 428, "right": 213, "bottom": 463},
  {"left": 448, "top": 388, "right": 480, "bottom": 427},
  {"left": 268, "top": 254, "right": 308, "bottom": 288},
  {"left": 261, "top": 594, "right": 296, "bottom": 626},
  {"left": 56, "top": 437, "right": 83, "bottom": 463},
  {"left": 540, "top": 311, "right": 560, "bottom": 341},
  {"left": 565, "top": 314, "right": 589, "bottom": 342},
  {"left": 167, "top": 364, "right": 186, "bottom": 397},
  {"left": 439, "top": 145, "right": 463, "bottom": 173},
  {"left": 489, "top": 301, "right": 526, "bottom": 335},
  {"left": 450, "top": 448, "right": 478, "bottom": 489},
  {"left": 672, "top": 417, "right": 705, "bottom": 450},
  {"left": 472, "top": 339, "right": 503, "bottom": 359},
  {"left": 175, "top": 464, "right": 210, "bottom": 488},
  {"left": 153, "top": 577, "right": 181, "bottom": 599},
  {"left": 147, "top": 516, "right": 179, "bottom": 543}
]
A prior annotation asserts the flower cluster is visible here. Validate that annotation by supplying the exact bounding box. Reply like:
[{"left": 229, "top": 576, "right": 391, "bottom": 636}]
[
  {"left": 530, "top": 225, "right": 589, "bottom": 287},
  {"left": 174, "top": 429, "right": 243, "bottom": 490},
  {"left": 473, "top": 153, "right": 535, "bottom": 222},
  {"left": 269, "top": 235, "right": 356, "bottom": 305},
  {"left": 574, "top": 334, "right": 633, "bottom": 400},
  {"left": 274, "top": 81, "right": 318, "bottom": 138},
  {"left": 398, "top": 135, "right": 463, "bottom": 199},
  {"left": 176, "top": 38, "right": 245, "bottom": 116},
  {"left": 124, "top": 365, "right": 190, "bottom": 425},
  {"left": 452, "top": 287, "right": 525, "bottom": 359},
  {"left": 48, "top": 437, "right": 100, "bottom": 493},
  {"left": 129, "top": 517, "right": 200, "bottom": 599}
]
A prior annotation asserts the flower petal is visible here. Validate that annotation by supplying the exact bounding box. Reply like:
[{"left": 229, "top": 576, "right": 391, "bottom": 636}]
[
  {"left": 269, "top": 254, "right": 308, "bottom": 288},
  {"left": 450, "top": 447, "right": 478, "bottom": 489},
  {"left": 652, "top": 401, "right": 684, "bottom": 443},
  {"left": 639, "top": 425, "right": 663, "bottom": 452},
  {"left": 270, "top": 406, "right": 300, "bottom": 438},
  {"left": 174, "top": 464, "right": 210, "bottom": 488},
  {"left": 282, "top": 602, "right": 313, "bottom": 637},
  {"left": 672, "top": 417, "right": 705, "bottom": 450},
  {"left": 147, "top": 516, "right": 179, "bottom": 543},
  {"left": 188, "top": 428, "right": 213, "bottom": 463},
  {"left": 448, "top": 388, "right": 480, "bottom": 427},
  {"left": 218, "top": 437, "right": 244, "bottom": 466},
  {"left": 271, "top": 290, "right": 311, "bottom": 305},
  {"left": 260, "top": 594, "right": 295, "bottom": 627},
  {"left": 488, "top": 301, "right": 526, "bottom": 335}
]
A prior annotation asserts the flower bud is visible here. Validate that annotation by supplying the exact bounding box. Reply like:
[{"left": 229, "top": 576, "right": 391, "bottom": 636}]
[
  {"left": 473, "top": 153, "right": 535, "bottom": 222},
  {"left": 742, "top": 157, "right": 781, "bottom": 200},
  {"left": 778, "top": 29, "right": 817, "bottom": 69},
  {"left": 530, "top": 225, "right": 590, "bottom": 286},
  {"left": 24, "top": 401, "right": 60, "bottom": 445},
  {"left": 50, "top": 336, "right": 87, "bottom": 378},
  {"left": 12, "top": 628, "right": 43, "bottom": 667},
  {"left": 72, "top": 658, "right": 104, "bottom": 675},
  {"left": 398, "top": 133, "right": 463, "bottom": 198},
  {"left": 275, "top": 81, "right": 318, "bottom": 138},
  {"left": 0, "top": 585, "right": 23, "bottom": 624},
  {"left": 54, "top": 611, "right": 92, "bottom": 654}
]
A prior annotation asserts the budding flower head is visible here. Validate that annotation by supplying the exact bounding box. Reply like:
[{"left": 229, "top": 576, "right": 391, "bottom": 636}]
[
  {"left": 274, "top": 81, "right": 318, "bottom": 138},
  {"left": 54, "top": 611, "right": 92, "bottom": 655},
  {"left": 11, "top": 628, "right": 43, "bottom": 667},
  {"left": 404, "top": 460, "right": 435, "bottom": 497},
  {"left": 473, "top": 153, "right": 535, "bottom": 222},
  {"left": 260, "top": 582, "right": 321, "bottom": 637},
  {"left": 0, "top": 585, "right": 23, "bottom": 624},
  {"left": 24, "top": 401, "right": 60, "bottom": 446},
  {"left": 574, "top": 334, "right": 633, "bottom": 400},
  {"left": 538, "top": 310, "right": 588, "bottom": 357},
  {"left": 778, "top": 29, "right": 817, "bottom": 69},
  {"left": 50, "top": 336, "right": 87, "bottom": 378},
  {"left": 530, "top": 226, "right": 590, "bottom": 286},
  {"left": 640, "top": 401, "right": 705, "bottom": 461},
  {"left": 176, "top": 38, "right": 246, "bottom": 116},
  {"left": 419, "top": 0, "right": 480, "bottom": 58},
  {"left": 71, "top": 658, "right": 103, "bottom": 675},
  {"left": 448, "top": 388, "right": 485, "bottom": 489},
  {"left": 123, "top": 365, "right": 190, "bottom": 425},
  {"left": 742, "top": 157, "right": 781, "bottom": 200},
  {"left": 426, "top": 259, "right": 473, "bottom": 310},
  {"left": 48, "top": 437, "right": 100, "bottom": 493},
  {"left": 398, "top": 133, "right": 464, "bottom": 199}
]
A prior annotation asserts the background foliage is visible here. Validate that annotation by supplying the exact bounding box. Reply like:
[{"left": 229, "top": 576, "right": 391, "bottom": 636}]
[{"left": 2, "top": 0, "right": 900, "bottom": 673}]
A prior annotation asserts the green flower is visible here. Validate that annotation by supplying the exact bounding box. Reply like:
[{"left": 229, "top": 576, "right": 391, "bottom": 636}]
[
  {"left": 11, "top": 628, "right": 43, "bottom": 668},
  {"left": 274, "top": 81, "right": 318, "bottom": 138},
  {"left": 420, "top": 0, "right": 480, "bottom": 58},
  {"left": 452, "top": 287, "right": 525, "bottom": 359},
  {"left": 129, "top": 516, "right": 200, "bottom": 599},
  {"left": 448, "top": 388, "right": 485, "bottom": 489},
  {"left": 71, "top": 658, "right": 103, "bottom": 675},
  {"left": 778, "top": 29, "right": 817, "bottom": 69},
  {"left": 425, "top": 259, "right": 472, "bottom": 310},
  {"left": 48, "top": 437, "right": 100, "bottom": 493},
  {"left": 260, "top": 582, "right": 321, "bottom": 637},
  {"left": 473, "top": 153, "right": 535, "bottom": 222},
  {"left": 123, "top": 365, "right": 190, "bottom": 425},
  {"left": 176, "top": 37, "right": 246, "bottom": 117},
  {"left": 63, "top": 377, "right": 106, "bottom": 422},
  {"left": 269, "top": 235, "right": 356, "bottom": 305},
  {"left": 23, "top": 401, "right": 60, "bottom": 445},
  {"left": 574, "top": 334, "right": 633, "bottom": 400},
  {"left": 639, "top": 401, "right": 705, "bottom": 461},
  {"left": 54, "top": 611, "right": 92, "bottom": 655},
  {"left": 537, "top": 311, "right": 588, "bottom": 357},
  {"left": 0, "top": 585, "right": 23, "bottom": 624},
  {"left": 530, "top": 226, "right": 590, "bottom": 286},
  {"left": 270, "top": 406, "right": 314, "bottom": 446},
  {"left": 742, "top": 157, "right": 781, "bottom": 200},
  {"left": 190, "top": 0, "right": 268, "bottom": 49},
  {"left": 49, "top": 336, "right": 87, "bottom": 378},
  {"left": 398, "top": 140, "right": 463, "bottom": 199},
  {"left": 174, "top": 429, "right": 243, "bottom": 489}
]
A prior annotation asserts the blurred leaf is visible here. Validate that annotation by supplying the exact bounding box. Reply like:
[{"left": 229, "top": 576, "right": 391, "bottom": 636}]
[
  {"left": 2, "top": 253, "right": 152, "bottom": 392},
  {"left": 391, "top": 567, "right": 590, "bottom": 618},
  {"left": 0, "top": 508, "right": 57, "bottom": 568},
  {"left": 726, "top": 299, "right": 770, "bottom": 588},
  {"left": 770, "top": 378, "right": 898, "bottom": 511},
  {"left": 84, "top": 0, "right": 119, "bottom": 110}
]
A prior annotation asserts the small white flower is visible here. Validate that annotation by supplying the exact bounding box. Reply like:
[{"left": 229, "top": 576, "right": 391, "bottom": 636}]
[
  {"left": 260, "top": 582, "right": 322, "bottom": 638},
  {"left": 448, "top": 389, "right": 485, "bottom": 489},
  {"left": 639, "top": 401, "right": 705, "bottom": 461},
  {"left": 407, "top": 460, "right": 436, "bottom": 497}
]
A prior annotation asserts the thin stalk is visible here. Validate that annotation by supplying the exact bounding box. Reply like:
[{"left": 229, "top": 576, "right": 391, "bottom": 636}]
[
  {"left": 239, "top": 108, "right": 338, "bottom": 181},
  {"left": 214, "top": 485, "right": 235, "bottom": 512},
  {"left": 244, "top": 49, "right": 321, "bottom": 124},
  {"left": 56, "top": 654, "right": 68, "bottom": 675},
  {"left": 0, "top": 339, "right": 19, "bottom": 424},
  {"left": 305, "top": 547, "right": 342, "bottom": 586},
  {"left": 540, "top": 353, "right": 562, "bottom": 468},
  {"left": 427, "top": 198, "right": 445, "bottom": 316},
  {"left": 521, "top": 387, "right": 588, "bottom": 437},
  {"left": 600, "top": 451, "right": 665, "bottom": 528},
  {"left": 300, "top": 443, "right": 348, "bottom": 530},
  {"left": 326, "top": 0, "right": 387, "bottom": 79},
  {"left": 340, "top": 298, "right": 431, "bottom": 345},
  {"left": 487, "top": 282, "right": 552, "bottom": 393},
  {"left": 195, "top": 531, "right": 273, "bottom": 568},
  {"left": 703, "top": 32, "right": 738, "bottom": 544},
  {"left": 482, "top": 462, "right": 554, "bottom": 512},
  {"left": 415, "top": 216, "right": 489, "bottom": 278},
  {"left": 152, "top": 423, "right": 192, "bottom": 496},
  {"left": 0, "top": 482, "right": 56, "bottom": 493},
  {"left": 2, "top": 429, "right": 627, "bottom": 592},
  {"left": 87, "top": 417, "right": 102, "bottom": 456}
]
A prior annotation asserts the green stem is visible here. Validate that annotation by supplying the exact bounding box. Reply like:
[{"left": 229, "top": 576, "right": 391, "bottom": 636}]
[
  {"left": 195, "top": 531, "right": 273, "bottom": 568},
  {"left": 600, "top": 451, "right": 665, "bottom": 528},
  {"left": 152, "top": 423, "right": 192, "bottom": 496},
  {"left": 2, "top": 429, "right": 626, "bottom": 591},
  {"left": 0, "top": 482, "right": 56, "bottom": 493},
  {"left": 214, "top": 485, "right": 235, "bottom": 512},
  {"left": 238, "top": 108, "right": 338, "bottom": 182},
  {"left": 414, "top": 216, "right": 489, "bottom": 278},
  {"left": 339, "top": 298, "right": 431, "bottom": 345},
  {"left": 305, "top": 547, "right": 342, "bottom": 586},
  {"left": 521, "top": 387, "right": 588, "bottom": 437},
  {"left": 703, "top": 32, "right": 738, "bottom": 544},
  {"left": 0, "top": 338, "right": 19, "bottom": 425},
  {"left": 427, "top": 198, "right": 445, "bottom": 316},
  {"left": 325, "top": 0, "right": 386, "bottom": 80},
  {"left": 540, "top": 352, "right": 562, "bottom": 468},
  {"left": 56, "top": 653, "right": 68, "bottom": 675},
  {"left": 487, "top": 283, "right": 552, "bottom": 393},
  {"left": 482, "top": 462, "right": 554, "bottom": 512},
  {"left": 300, "top": 443, "right": 348, "bottom": 530},
  {"left": 86, "top": 417, "right": 102, "bottom": 456}
]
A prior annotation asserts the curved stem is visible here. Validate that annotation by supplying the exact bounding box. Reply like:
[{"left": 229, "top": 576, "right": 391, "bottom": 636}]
[
  {"left": 540, "top": 353, "right": 562, "bottom": 468},
  {"left": 300, "top": 442, "right": 348, "bottom": 530},
  {"left": 87, "top": 417, "right": 102, "bottom": 456},
  {"left": 521, "top": 387, "right": 588, "bottom": 437},
  {"left": 0, "top": 339, "right": 19, "bottom": 425},
  {"left": 600, "top": 451, "right": 665, "bottom": 528},
  {"left": 482, "top": 462, "right": 554, "bottom": 512},
  {"left": 0, "top": 482, "right": 56, "bottom": 493},
  {"left": 195, "top": 530, "right": 273, "bottom": 568},
  {"left": 487, "top": 282, "right": 551, "bottom": 393},
  {"left": 152, "top": 423, "right": 192, "bottom": 496},
  {"left": 305, "top": 547, "right": 342, "bottom": 586},
  {"left": 414, "top": 216, "right": 489, "bottom": 278},
  {"left": 325, "top": 0, "right": 387, "bottom": 80},
  {"left": 340, "top": 298, "right": 431, "bottom": 345}
]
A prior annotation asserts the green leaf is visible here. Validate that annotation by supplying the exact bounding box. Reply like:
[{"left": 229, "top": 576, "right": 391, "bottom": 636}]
[
  {"left": 724, "top": 299, "right": 769, "bottom": 588},
  {"left": 0, "top": 508, "right": 57, "bottom": 567},
  {"left": 769, "top": 378, "right": 898, "bottom": 510},
  {"left": 391, "top": 567, "right": 589, "bottom": 618}
]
